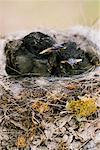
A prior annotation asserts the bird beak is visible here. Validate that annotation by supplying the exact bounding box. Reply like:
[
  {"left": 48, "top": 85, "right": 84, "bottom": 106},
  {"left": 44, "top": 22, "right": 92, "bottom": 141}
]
[
  {"left": 39, "top": 44, "right": 66, "bottom": 55},
  {"left": 61, "top": 58, "right": 82, "bottom": 69},
  {"left": 39, "top": 47, "right": 53, "bottom": 54},
  {"left": 61, "top": 60, "right": 68, "bottom": 64}
]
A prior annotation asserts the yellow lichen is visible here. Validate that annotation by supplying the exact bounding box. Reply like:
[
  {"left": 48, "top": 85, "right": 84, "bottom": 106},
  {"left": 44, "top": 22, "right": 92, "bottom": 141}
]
[
  {"left": 32, "top": 100, "right": 49, "bottom": 114},
  {"left": 66, "top": 97, "right": 97, "bottom": 118}
]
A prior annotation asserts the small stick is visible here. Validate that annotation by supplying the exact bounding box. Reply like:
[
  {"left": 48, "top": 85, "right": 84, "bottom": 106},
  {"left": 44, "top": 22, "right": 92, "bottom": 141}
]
[{"left": 78, "top": 139, "right": 91, "bottom": 150}]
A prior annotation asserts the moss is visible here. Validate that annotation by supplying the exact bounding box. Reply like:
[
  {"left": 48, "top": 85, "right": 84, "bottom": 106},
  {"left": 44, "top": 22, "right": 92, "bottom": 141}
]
[{"left": 66, "top": 97, "right": 97, "bottom": 118}]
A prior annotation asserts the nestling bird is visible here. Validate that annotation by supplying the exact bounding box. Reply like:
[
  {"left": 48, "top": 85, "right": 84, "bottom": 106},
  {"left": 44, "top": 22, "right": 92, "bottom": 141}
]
[
  {"left": 5, "top": 32, "right": 55, "bottom": 76},
  {"left": 40, "top": 41, "right": 99, "bottom": 76}
]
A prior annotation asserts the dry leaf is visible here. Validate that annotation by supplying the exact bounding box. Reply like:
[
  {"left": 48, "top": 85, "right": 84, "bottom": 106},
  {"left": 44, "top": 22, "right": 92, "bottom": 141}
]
[
  {"left": 66, "top": 83, "right": 77, "bottom": 90},
  {"left": 32, "top": 100, "right": 49, "bottom": 114},
  {"left": 16, "top": 135, "right": 26, "bottom": 148}
]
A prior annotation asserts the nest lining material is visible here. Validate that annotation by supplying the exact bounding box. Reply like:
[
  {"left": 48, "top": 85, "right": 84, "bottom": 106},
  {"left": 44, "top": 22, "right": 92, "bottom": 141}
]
[{"left": 0, "top": 27, "right": 100, "bottom": 150}]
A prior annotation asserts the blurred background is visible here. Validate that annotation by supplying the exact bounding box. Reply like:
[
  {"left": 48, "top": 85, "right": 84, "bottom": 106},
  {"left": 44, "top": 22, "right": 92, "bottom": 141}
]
[{"left": 0, "top": 0, "right": 100, "bottom": 36}]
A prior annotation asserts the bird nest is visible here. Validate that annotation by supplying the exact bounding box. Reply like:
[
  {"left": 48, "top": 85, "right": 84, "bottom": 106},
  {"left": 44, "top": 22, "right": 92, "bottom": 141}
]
[{"left": 0, "top": 28, "right": 100, "bottom": 150}]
